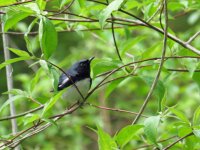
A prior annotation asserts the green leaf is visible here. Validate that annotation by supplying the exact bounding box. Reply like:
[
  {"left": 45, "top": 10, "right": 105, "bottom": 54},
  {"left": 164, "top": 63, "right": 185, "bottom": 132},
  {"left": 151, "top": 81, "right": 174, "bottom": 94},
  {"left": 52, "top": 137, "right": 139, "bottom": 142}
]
[
  {"left": 4, "top": 6, "right": 33, "bottom": 31},
  {"left": 115, "top": 124, "right": 143, "bottom": 148},
  {"left": 97, "top": 126, "right": 117, "bottom": 150},
  {"left": 39, "top": 60, "right": 49, "bottom": 72},
  {"left": 78, "top": 0, "right": 85, "bottom": 8},
  {"left": 58, "top": 0, "right": 69, "bottom": 9},
  {"left": 124, "top": 1, "right": 140, "bottom": 10},
  {"left": 9, "top": 48, "right": 30, "bottom": 57},
  {"left": 193, "top": 106, "right": 200, "bottom": 127},
  {"left": 193, "top": 72, "right": 200, "bottom": 88},
  {"left": 0, "top": 0, "right": 16, "bottom": 7},
  {"left": 180, "top": 58, "right": 198, "bottom": 77},
  {"left": 106, "top": 77, "right": 124, "bottom": 98},
  {"left": 23, "top": 113, "right": 40, "bottom": 125},
  {"left": 142, "top": 2, "right": 157, "bottom": 20},
  {"left": 92, "top": 59, "right": 122, "bottom": 77},
  {"left": 25, "top": 18, "right": 38, "bottom": 54},
  {"left": 50, "top": 67, "right": 60, "bottom": 92},
  {"left": 42, "top": 118, "right": 58, "bottom": 128},
  {"left": 178, "top": 125, "right": 192, "bottom": 137},
  {"left": 140, "top": 76, "right": 165, "bottom": 111},
  {"left": 22, "top": 3, "right": 41, "bottom": 14},
  {"left": 39, "top": 17, "right": 58, "bottom": 59},
  {"left": 36, "top": 0, "right": 46, "bottom": 10},
  {"left": 3, "top": 89, "right": 29, "bottom": 97},
  {"left": 99, "top": 0, "right": 123, "bottom": 28},
  {"left": 0, "top": 95, "right": 26, "bottom": 112},
  {"left": 42, "top": 90, "right": 65, "bottom": 116},
  {"left": 193, "top": 130, "right": 200, "bottom": 138},
  {"left": 144, "top": 116, "right": 160, "bottom": 144},
  {"left": 30, "top": 68, "right": 42, "bottom": 92},
  {"left": 0, "top": 56, "right": 32, "bottom": 70},
  {"left": 121, "top": 36, "right": 146, "bottom": 57},
  {"left": 169, "top": 107, "right": 190, "bottom": 124}
]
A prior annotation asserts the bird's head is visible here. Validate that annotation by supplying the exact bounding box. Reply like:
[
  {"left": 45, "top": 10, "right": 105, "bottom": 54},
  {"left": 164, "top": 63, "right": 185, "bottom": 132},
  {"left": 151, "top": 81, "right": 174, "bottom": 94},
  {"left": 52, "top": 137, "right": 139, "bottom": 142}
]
[{"left": 71, "top": 57, "right": 95, "bottom": 77}]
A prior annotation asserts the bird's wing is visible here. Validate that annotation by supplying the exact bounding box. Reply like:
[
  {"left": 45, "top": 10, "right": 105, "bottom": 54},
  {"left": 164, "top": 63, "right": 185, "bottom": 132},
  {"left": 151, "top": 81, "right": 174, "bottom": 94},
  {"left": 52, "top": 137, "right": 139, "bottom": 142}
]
[{"left": 57, "top": 73, "right": 73, "bottom": 90}]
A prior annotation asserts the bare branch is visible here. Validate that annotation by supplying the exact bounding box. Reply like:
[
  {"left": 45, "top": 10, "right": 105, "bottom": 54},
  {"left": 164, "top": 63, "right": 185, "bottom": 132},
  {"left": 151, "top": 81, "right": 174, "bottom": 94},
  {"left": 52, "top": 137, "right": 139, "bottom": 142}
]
[
  {"left": 1, "top": 14, "right": 19, "bottom": 150},
  {"left": 105, "top": 0, "right": 122, "bottom": 61},
  {"left": 0, "top": 26, "right": 124, "bottom": 35},
  {"left": 186, "top": 31, "right": 200, "bottom": 44},
  {"left": 133, "top": 135, "right": 177, "bottom": 150},
  {"left": 0, "top": 106, "right": 44, "bottom": 122},
  {"left": 111, "top": 16, "right": 122, "bottom": 61},
  {"left": 87, "top": 103, "right": 148, "bottom": 118},
  {"left": 163, "top": 132, "right": 193, "bottom": 150},
  {"left": 132, "top": 0, "right": 168, "bottom": 124}
]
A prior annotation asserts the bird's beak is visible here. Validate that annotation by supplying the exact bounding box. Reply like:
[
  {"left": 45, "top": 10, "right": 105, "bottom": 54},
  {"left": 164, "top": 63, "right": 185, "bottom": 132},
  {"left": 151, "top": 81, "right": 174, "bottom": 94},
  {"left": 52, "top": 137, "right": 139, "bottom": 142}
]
[{"left": 89, "top": 56, "right": 95, "bottom": 63}]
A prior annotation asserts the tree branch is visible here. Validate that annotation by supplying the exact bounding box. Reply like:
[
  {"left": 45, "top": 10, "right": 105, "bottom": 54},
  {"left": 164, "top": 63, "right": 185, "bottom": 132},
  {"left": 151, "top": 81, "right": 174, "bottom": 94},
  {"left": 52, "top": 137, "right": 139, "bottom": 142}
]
[
  {"left": 186, "top": 31, "right": 200, "bottom": 44},
  {"left": 163, "top": 132, "right": 193, "bottom": 150},
  {"left": 1, "top": 15, "right": 20, "bottom": 150},
  {"left": 132, "top": 0, "right": 168, "bottom": 124},
  {"left": 87, "top": 103, "right": 148, "bottom": 118},
  {"left": 0, "top": 106, "right": 44, "bottom": 121}
]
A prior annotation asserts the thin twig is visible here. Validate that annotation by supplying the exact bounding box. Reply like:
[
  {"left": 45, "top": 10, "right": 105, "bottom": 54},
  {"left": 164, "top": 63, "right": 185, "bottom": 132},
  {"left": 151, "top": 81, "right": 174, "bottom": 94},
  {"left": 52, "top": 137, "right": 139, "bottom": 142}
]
[
  {"left": 167, "top": 68, "right": 200, "bottom": 72},
  {"left": 99, "top": 73, "right": 135, "bottom": 87},
  {"left": 96, "top": 56, "right": 200, "bottom": 78},
  {"left": 147, "top": 0, "right": 163, "bottom": 23},
  {"left": 0, "top": 0, "right": 33, "bottom": 8},
  {"left": 0, "top": 26, "right": 124, "bottom": 35},
  {"left": 159, "top": 2, "right": 164, "bottom": 30},
  {"left": 106, "top": 0, "right": 122, "bottom": 61},
  {"left": 133, "top": 135, "right": 177, "bottom": 150},
  {"left": 132, "top": 0, "right": 168, "bottom": 124},
  {"left": 163, "top": 132, "right": 193, "bottom": 150},
  {"left": 48, "top": 17, "right": 97, "bottom": 22},
  {"left": 58, "top": 0, "right": 75, "bottom": 14},
  {"left": 111, "top": 16, "right": 122, "bottom": 61},
  {"left": 186, "top": 31, "right": 200, "bottom": 44},
  {"left": 87, "top": 103, "right": 148, "bottom": 118},
  {"left": 0, "top": 106, "right": 44, "bottom": 122},
  {"left": 48, "top": 16, "right": 137, "bottom": 26}
]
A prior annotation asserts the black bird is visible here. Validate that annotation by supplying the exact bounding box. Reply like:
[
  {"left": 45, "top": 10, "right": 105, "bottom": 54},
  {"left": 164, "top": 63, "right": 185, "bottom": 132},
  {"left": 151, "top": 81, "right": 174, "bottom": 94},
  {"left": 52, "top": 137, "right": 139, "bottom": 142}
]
[{"left": 57, "top": 57, "right": 94, "bottom": 102}]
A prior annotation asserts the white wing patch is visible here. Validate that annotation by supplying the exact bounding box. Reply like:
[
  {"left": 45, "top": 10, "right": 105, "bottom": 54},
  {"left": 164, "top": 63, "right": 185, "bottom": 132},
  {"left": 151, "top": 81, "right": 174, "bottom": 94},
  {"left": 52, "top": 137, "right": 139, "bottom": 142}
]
[{"left": 58, "top": 77, "right": 70, "bottom": 88}]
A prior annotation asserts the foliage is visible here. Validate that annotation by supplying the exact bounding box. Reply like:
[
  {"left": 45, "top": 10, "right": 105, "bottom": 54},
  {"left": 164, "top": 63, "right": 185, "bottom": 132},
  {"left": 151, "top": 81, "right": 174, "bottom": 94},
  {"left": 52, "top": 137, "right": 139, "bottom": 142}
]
[{"left": 0, "top": 0, "right": 200, "bottom": 149}]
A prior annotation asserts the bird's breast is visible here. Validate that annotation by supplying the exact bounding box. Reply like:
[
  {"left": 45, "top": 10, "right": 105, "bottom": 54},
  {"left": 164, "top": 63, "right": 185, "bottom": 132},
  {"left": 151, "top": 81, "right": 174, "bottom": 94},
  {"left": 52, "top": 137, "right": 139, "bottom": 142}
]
[{"left": 62, "top": 78, "right": 91, "bottom": 102}]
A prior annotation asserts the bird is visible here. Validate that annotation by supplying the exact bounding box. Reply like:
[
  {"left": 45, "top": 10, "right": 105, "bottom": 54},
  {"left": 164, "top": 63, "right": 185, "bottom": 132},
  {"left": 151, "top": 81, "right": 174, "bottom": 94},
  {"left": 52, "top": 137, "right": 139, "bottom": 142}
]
[{"left": 57, "top": 57, "right": 95, "bottom": 103}]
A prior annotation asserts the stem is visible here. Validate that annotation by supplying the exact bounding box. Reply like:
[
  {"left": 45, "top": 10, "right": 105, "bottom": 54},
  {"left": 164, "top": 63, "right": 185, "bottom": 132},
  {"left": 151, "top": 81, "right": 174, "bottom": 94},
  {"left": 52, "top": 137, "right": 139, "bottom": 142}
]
[
  {"left": 1, "top": 15, "right": 19, "bottom": 150},
  {"left": 132, "top": 0, "right": 168, "bottom": 124},
  {"left": 87, "top": 103, "right": 148, "bottom": 118},
  {"left": 0, "top": 106, "right": 44, "bottom": 121},
  {"left": 163, "top": 132, "right": 193, "bottom": 150},
  {"left": 186, "top": 31, "right": 200, "bottom": 44}
]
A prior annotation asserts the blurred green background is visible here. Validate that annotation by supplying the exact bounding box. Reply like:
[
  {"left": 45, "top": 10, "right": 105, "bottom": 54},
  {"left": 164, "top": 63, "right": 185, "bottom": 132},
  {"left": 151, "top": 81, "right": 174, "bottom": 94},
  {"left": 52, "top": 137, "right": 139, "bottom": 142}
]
[{"left": 0, "top": 0, "right": 200, "bottom": 149}]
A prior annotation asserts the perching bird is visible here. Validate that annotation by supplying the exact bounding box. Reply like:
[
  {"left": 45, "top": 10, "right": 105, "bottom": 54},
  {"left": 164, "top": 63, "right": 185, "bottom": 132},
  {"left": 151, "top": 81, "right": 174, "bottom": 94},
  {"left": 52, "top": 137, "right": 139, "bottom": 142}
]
[{"left": 57, "top": 57, "right": 94, "bottom": 102}]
